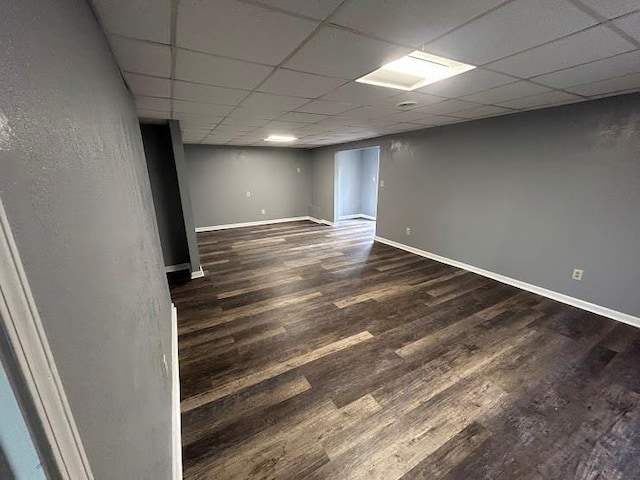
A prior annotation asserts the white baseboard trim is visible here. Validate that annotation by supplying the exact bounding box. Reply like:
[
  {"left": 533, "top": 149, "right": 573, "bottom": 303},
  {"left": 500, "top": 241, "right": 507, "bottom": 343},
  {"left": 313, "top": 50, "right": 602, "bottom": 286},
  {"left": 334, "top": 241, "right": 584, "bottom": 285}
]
[
  {"left": 374, "top": 235, "right": 640, "bottom": 329},
  {"left": 195, "top": 216, "right": 309, "bottom": 232},
  {"left": 190, "top": 266, "right": 204, "bottom": 279},
  {"left": 170, "top": 303, "right": 182, "bottom": 480},
  {"left": 338, "top": 214, "right": 377, "bottom": 221},
  {"left": 337, "top": 214, "right": 376, "bottom": 221},
  {"left": 308, "top": 216, "right": 335, "bottom": 226},
  {"left": 165, "top": 263, "right": 189, "bottom": 273}
]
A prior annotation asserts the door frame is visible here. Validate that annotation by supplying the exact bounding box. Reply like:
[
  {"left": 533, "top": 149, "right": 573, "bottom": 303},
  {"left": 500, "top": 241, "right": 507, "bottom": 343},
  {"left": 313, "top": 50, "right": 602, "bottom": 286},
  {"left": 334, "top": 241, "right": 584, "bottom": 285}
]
[{"left": 0, "top": 197, "right": 93, "bottom": 479}]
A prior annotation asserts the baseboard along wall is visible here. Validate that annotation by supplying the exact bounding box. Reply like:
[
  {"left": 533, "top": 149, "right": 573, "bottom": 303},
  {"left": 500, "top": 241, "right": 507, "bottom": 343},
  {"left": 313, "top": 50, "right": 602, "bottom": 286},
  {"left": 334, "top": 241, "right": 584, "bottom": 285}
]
[{"left": 374, "top": 236, "right": 640, "bottom": 329}]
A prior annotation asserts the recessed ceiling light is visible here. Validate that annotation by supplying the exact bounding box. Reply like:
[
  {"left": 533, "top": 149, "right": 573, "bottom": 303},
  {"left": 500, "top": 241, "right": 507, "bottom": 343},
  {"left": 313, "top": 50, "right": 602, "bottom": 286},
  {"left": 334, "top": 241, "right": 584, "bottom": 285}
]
[
  {"left": 264, "top": 134, "right": 297, "bottom": 143},
  {"left": 356, "top": 51, "right": 475, "bottom": 91}
]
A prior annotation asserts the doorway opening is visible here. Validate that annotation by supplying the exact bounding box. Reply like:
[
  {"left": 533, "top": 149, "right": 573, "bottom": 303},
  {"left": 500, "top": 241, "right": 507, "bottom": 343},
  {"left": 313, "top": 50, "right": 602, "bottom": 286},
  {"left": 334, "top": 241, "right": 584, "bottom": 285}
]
[{"left": 334, "top": 146, "right": 380, "bottom": 231}]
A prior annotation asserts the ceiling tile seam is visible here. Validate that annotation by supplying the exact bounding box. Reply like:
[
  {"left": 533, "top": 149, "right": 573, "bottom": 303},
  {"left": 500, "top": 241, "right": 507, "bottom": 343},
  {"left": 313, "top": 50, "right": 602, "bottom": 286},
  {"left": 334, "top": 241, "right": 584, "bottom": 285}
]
[
  {"left": 527, "top": 47, "right": 640, "bottom": 84},
  {"left": 416, "top": 0, "right": 516, "bottom": 50},
  {"left": 127, "top": 70, "right": 256, "bottom": 93},
  {"left": 199, "top": 0, "right": 353, "bottom": 141},
  {"left": 471, "top": 22, "right": 631, "bottom": 72},
  {"left": 567, "top": 0, "right": 640, "bottom": 47},
  {"left": 86, "top": 2, "right": 140, "bottom": 99},
  {"left": 478, "top": 67, "right": 592, "bottom": 99},
  {"left": 169, "top": 0, "right": 180, "bottom": 120},
  {"left": 109, "top": 32, "right": 172, "bottom": 48},
  {"left": 232, "top": 0, "right": 329, "bottom": 23},
  {"left": 556, "top": 71, "right": 640, "bottom": 93}
]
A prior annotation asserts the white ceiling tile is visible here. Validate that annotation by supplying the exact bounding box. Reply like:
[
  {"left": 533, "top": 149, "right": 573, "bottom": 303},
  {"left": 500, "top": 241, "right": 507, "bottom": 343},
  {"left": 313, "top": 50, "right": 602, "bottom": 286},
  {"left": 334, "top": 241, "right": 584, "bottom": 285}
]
[
  {"left": 175, "top": 49, "right": 274, "bottom": 90},
  {"left": 124, "top": 73, "right": 170, "bottom": 98},
  {"left": 613, "top": 11, "right": 640, "bottom": 42},
  {"left": 172, "top": 112, "right": 225, "bottom": 124},
  {"left": 220, "top": 116, "right": 271, "bottom": 127},
  {"left": 417, "top": 69, "right": 517, "bottom": 98},
  {"left": 284, "top": 27, "right": 411, "bottom": 79},
  {"left": 228, "top": 107, "right": 284, "bottom": 120},
  {"left": 414, "top": 99, "right": 480, "bottom": 115},
  {"left": 533, "top": 50, "right": 640, "bottom": 88},
  {"left": 576, "top": 0, "right": 640, "bottom": 19},
  {"left": 172, "top": 81, "right": 249, "bottom": 106},
  {"left": 378, "top": 111, "right": 436, "bottom": 123},
  {"left": 566, "top": 72, "right": 640, "bottom": 96},
  {"left": 253, "top": 0, "right": 343, "bottom": 20},
  {"left": 332, "top": 0, "right": 505, "bottom": 47},
  {"left": 320, "top": 82, "right": 399, "bottom": 104},
  {"left": 339, "top": 106, "right": 398, "bottom": 120},
  {"left": 462, "top": 81, "right": 552, "bottom": 104},
  {"left": 176, "top": 0, "right": 317, "bottom": 65},
  {"left": 295, "top": 100, "right": 359, "bottom": 115},
  {"left": 240, "top": 92, "right": 309, "bottom": 111},
  {"left": 109, "top": 36, "right": 171, "bottom": 77},
  {"left": 135, "top": 96, "right": 171, "bottom": 112},
  {"left": 172, "top": 100, "right": 234, "bottom": 116},
  {"left": 137, "top": 109, "right": 168, "bottom": 120},
  {"left": 496, "top": 91, "right": 583, "bottom": 109},
  {"left": 92, "top": 0, "right": 171, "bottom": 43},
  {"left": 426, "top": 0, "right": 597, "bottom": 65},
  {"left": 486, "top": 26, "right": 635, "bottom": 78},
  {"left": 258, "top": 69, "right": 347, "bottom": 98},
  {"left": 369, "top": 91, "right": 446, "bottom": 110},
  {"left": 277, "top": 112, "right": 330, "bottom": 123},
  {"left": 452, "top": 105, "right": 513, "bottom": 119}
]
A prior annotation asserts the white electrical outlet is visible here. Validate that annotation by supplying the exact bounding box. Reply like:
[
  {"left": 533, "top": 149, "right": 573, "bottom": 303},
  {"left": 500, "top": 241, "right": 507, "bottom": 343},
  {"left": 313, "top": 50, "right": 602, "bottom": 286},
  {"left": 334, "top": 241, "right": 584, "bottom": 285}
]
[
  {"left": 297, "top": 167, "right": 301, "bottom": 173},
  {"left": 261, "top": 209, "right": 266, "bottom": 215},
  {"left": 572, "top": 268, "right": 584, "bottom": 281},
  {"left": 246, "top": 191, "right": 251, "bottom": 198},
  {"left": 405, "top": 227, "right": 411, "bottom": 236},
  {"left": 380, "top": 180, "right": 384, "bottom": 187},
  {"left": 373, "top": 176, "right": 376, "bottom": 182}
]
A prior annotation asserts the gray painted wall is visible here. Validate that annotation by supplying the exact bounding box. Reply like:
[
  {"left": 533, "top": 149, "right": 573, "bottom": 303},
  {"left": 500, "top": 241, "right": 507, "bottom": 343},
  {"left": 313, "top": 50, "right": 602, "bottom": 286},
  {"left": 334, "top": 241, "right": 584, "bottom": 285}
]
[
  {"left": 185, "top": 145, "right": 311, "bottom": 227},
  {"left": 310, "top": 93, "right": 640, "bottom": 318},
  {"left": 169, "top": 121, "right": 201, "bottom": 273},
  {"left": 360, "top": 148, "right": 380, "bottom": 218},
  {"left": 0, "top": 0, "right": 173, "bottom": 478},
  {"left": 336, "top": 149, "right": 363, "bottom": 218},
  {"left": 141, "top": 123, "right": 191, "bottom": 267}
]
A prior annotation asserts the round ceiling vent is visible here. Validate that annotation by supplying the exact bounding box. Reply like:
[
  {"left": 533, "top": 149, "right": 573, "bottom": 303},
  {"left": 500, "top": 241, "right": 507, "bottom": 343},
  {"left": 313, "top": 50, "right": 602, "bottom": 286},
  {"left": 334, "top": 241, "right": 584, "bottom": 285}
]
[{"left": 396, "top": 100, "right": 417, "bottom": 110}]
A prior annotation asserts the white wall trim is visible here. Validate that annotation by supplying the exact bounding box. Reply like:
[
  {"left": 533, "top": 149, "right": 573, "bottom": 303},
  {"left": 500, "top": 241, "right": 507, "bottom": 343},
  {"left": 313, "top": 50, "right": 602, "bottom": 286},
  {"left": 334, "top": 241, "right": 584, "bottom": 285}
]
[
  {"left": 170, "top": 303, "right": 182, "bottom": 480},
  {"left": 190, "top": 266, "right": 204, "bottom": 279},
  {"left": 0, "top": 199, "right": 93, "bottom": 479},
  {"left": 374, "top": 235, "right": 640, "bottom": 329},
  {"left": 165, "top": 263, "right": 189, "bottom": 273},
  {"left": 338, "top": 214, "right": 376, "bottom": 221},
  {"left": 195, "top": 216, "right": 310, "bottom": 232},
  {"left": 307, "top": 216, "right": 335, "bottom": 226}
]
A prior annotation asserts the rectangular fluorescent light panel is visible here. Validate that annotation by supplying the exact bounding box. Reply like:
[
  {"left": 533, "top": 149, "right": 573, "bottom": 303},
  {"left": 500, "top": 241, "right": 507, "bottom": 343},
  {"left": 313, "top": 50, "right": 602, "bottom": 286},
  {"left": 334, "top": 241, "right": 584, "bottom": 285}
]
[
  {"left": 356, "top": 51, "right": 475, "bottom": 91},
  {"left": 265, "top": 134, "right": 297, "bottom": 142}
]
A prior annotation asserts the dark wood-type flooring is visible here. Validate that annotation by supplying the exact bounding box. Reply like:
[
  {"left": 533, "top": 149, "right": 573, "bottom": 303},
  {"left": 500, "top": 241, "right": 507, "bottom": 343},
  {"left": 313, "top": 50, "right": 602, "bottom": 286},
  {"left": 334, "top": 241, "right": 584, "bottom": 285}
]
[{"left": 171, "top": 220, "right": 640, "bottom": 479}]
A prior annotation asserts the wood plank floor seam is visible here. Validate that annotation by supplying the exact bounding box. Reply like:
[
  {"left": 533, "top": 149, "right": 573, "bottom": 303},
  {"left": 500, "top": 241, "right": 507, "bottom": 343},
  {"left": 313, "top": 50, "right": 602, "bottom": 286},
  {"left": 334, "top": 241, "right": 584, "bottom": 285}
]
[{"left": 170, "top": 220, "right": 640, "bottom": 479}]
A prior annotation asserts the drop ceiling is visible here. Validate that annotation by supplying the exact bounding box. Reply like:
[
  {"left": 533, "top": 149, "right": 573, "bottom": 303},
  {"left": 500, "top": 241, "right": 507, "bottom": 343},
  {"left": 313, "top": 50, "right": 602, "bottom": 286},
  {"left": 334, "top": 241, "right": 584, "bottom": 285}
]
[{"left": 91, "top": 0, "right": 640, "bottom": 148}]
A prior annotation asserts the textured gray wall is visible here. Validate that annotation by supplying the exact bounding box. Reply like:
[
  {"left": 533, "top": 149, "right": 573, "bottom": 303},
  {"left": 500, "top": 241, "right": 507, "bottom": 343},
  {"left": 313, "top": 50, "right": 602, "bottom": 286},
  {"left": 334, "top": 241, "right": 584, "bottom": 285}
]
[
  {"left": 169, "top": 121, "right": 201, "bottom": 273},
  {"left": 141, "top": 124, "right": 190, "bottom": 267},
  {"left": 310, "top": 93, "right": 640, "bottom": 318},
  {"left": 185, "top": 145, "right": 311, "bottom": 227},
  {"left": 0, "top": 0, "right": 173, "bottom": 478},
  {"left": 360, "top": 148, "right": 380, "bottom": 218},
  {"left": 336, "top": 149, "right": 363, "bottom": 218}
]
